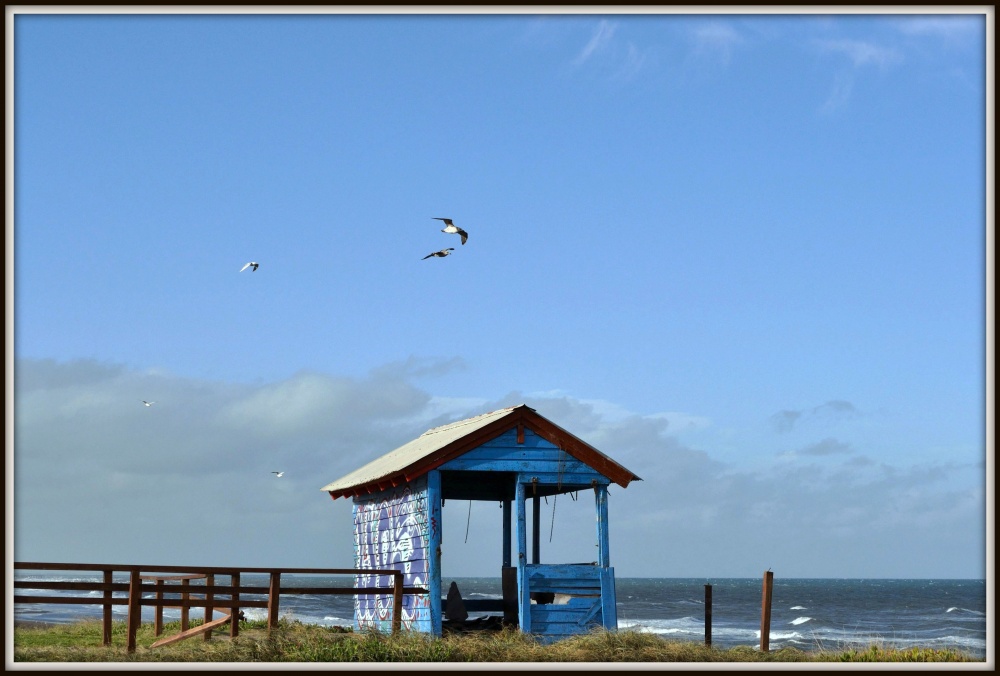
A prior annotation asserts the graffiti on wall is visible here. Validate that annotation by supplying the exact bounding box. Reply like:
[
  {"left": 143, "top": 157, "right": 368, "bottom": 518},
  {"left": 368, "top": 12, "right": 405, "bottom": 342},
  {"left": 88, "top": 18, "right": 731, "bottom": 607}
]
[{"left": 353, "top": 476, "right": 431, "bottom": 631}]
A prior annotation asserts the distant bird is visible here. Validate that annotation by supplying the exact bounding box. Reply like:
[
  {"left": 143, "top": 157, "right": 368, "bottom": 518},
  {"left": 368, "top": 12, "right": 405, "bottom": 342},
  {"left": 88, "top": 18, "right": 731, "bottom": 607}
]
[
  {"left": 272, "top": 471, "right": 284, "bottom": 477},
  {"left": 240, "top": 262, "right": 259, "bottom": 272},
  {"left": 142, "top": 400, "right": 155, "bottom": 407},
  {"left": 422, "top": 248, "right": 455, "bottom": 260},
  {"left": 434, "top": 218, "right": 468, "bottom": 245}
]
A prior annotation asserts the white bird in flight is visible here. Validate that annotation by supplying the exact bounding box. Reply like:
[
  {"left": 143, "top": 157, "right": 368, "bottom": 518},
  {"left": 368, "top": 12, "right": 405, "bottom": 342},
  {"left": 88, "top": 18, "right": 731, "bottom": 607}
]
[
  {"left": 422, "top": 248, "right": 455, "bottom": 260},
  {"left": 434, "top": 218, "right": 468, "bottom": 245},
  {"left": 142, "top": 400, "right": 155, "bottom": 407},
  {"left": 272, "top": 471, "right": 284, "bottom": 477},
  {"left": 240, "top": 262, "right": 259, "bottom": 272}
]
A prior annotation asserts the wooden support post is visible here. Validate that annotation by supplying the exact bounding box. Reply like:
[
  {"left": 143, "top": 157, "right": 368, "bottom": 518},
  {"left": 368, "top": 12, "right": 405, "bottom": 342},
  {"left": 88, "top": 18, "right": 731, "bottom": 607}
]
[
  {"left": 515, "top": 480, "right": 530, "bottom": 633},
  {"left": 427, "top": 469, "right": 443, "bottom": 637},
  {"left": 705, "top": 584, "right": 712, "bottom": 646},
  {"left": 102, "top": 569, "right": 113, "bottom": 646},
  {"left": 267, "top": 571, "right": 281, "bottom": 631},
  {"left": 154, "top": 579, "right": 165, "bottom": 636},
  {"left": 760, "top": 570, "right": 774, "bottom": 652},
  {"left": 392, "top": 572, "right": 404, "bottom": 634},
  {"left": 181, "top": 579, "right": 191, "bottom": 631},
  {"left": 230, "top": 572, "right": 240, "bottom": 638},
  {"left": 204, "top": 574, "right": 215, "bottom": 642},
  {"left": 531, "top": 492, "right": 541, "bottom": 564},
  {"left": 126, "top": 569, "right": 141, "bottom": 654},
  {"left": 594, "top": 485, "right": 610, "bottom": 568}
]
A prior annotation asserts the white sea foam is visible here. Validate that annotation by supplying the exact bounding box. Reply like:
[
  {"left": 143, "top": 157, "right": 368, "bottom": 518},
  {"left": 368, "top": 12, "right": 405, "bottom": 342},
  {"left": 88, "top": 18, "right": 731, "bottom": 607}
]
[
  {"left": 790, "top": 605, "right": 807, "bottom": 610},
  {"left": 789, "top": 617, "right": 812, "bottom": 625}
]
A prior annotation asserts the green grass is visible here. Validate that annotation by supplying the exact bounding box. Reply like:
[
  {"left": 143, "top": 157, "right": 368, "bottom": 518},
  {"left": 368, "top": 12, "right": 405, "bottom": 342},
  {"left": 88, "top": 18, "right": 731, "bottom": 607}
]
[{"left": 11, "top": 619, "right": 981, "bottom": 663}]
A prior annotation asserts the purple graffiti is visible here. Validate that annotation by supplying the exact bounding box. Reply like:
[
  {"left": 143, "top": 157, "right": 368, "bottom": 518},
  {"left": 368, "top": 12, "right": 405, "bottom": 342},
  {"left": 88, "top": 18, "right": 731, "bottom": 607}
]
[{"left": 353, "top": 478, "right": 430, "bottom": 631}]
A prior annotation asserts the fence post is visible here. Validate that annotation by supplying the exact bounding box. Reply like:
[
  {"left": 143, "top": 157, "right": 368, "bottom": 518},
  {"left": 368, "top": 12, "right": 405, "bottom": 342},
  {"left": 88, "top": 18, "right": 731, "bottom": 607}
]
[
  {"left": 704, "top": 584, "right": 712, "bottom": 646},
  {"left": 181, "top": 579, "right": 191, "bottom": 631},
  {"left": 392, "top": 572, "right": 404, "bottom": 634},
  {"left": 267, "top": 571, "right": 281, "bottom": 632},
  {"left": 760, "top": 570, "right": 774, "bottom": 652},
  {"left": 230, "top": 572, "right": 240, "bottom": 638},
  {"left": 102, "top": 569, "right": 113, "bottom": 646},
  {"left": 204, "top": 574, "right": 215, "bottom": 642},
  {"left": 126, "top": 569, "right": 142, "bottom": 654},
  {"left": 154, "top": 579, "right": 165, "bottom": 636}
]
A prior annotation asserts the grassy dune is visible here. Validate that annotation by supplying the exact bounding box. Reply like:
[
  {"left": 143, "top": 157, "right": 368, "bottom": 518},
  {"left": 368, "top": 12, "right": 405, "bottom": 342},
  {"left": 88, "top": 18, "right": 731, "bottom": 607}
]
[{"left": 11, "top": 618, "right": 980, "bottom": 663}]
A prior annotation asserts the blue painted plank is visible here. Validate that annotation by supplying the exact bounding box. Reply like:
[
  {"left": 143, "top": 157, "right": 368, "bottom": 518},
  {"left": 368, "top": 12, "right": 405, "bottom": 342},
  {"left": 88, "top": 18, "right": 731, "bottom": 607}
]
[
  {"left": 451, "top": 445, "right": 579, "bottom": 462},
  {"left": 530, "top": 606, "right": 599, "bottom": 623},
  {"left": 440, "top": 457, "right": 594, "bottom": 475},
  {"left": 525, "top": 563, "right": 602, "bottom": 579},
  {"left": 481, "top": 429, "right": 551, "bottom": 448},
  {"left": 600, "top": 567, "right": 618, "bottom": 630},
  {"left": 517, "top": 472, "right": 610, "bottom": 486}
]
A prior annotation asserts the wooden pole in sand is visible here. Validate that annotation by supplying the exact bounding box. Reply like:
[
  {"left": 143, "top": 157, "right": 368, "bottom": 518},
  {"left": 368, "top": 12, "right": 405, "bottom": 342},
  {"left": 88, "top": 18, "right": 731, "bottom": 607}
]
[
  {"left": 705, "top": 584, "right": 712, "bottom": 646},
  {"left": 760, "top": 570, "right": 774, "bottom": 652}
]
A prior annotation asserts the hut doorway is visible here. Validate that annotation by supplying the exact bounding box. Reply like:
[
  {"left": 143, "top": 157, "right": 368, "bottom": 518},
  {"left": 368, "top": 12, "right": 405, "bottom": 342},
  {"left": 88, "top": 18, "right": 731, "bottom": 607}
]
[{"left": 438, "top": 474, "right": 609, "bottom": 634}]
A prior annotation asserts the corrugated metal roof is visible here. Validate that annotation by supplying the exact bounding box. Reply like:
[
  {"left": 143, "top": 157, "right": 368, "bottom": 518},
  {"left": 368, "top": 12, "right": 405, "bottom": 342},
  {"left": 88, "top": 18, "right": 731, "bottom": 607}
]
[
  {"left": 320, "top": 405, "right": 521, "bottom": 496},
  {"left": 321, "top": 403, "right": 641, "bottom": 499}
]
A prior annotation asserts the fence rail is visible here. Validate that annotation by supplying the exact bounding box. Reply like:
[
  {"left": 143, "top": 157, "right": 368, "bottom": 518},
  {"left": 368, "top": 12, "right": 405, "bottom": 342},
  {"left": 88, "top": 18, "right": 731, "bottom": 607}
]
[{"left": 14, "top": 561, "right": 427, "bottom": 653}]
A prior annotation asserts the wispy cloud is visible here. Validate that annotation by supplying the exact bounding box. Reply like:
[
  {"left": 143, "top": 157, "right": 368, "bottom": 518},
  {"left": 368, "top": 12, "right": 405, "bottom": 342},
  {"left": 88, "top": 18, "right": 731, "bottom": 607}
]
[
  {"left": 771, "top": 400, "right": 860, "bottom": 433},
  {"left": 815, "top": 38, "right": 903, "bottom": 70},
  {"left": 574, "top": 19, "right": 617, "bottom": 66},
  {"left": 568, "top": 20, "right": 649, "bottom": 82},
  {"left": 895, "top": 15, "right": 983, "bottom": 42},
  {"left": 779, "top": 437, "right": 853, "bottom": 459},
  {"left": 690, "top": 22, "right": 743, "bottom": 66}
]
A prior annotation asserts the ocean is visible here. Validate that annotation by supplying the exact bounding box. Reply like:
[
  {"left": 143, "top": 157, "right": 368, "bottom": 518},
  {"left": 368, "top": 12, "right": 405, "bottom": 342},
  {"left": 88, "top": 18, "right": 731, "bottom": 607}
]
[{"left": 12, "top": 575, "right": 988, "bottom": 660}]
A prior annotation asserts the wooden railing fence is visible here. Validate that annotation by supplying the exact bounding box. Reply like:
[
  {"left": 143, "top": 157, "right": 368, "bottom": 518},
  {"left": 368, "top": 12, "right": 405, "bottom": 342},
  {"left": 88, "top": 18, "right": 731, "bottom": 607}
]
[{"left": 14, "top": 562, "right": 427, "bottom": 653}]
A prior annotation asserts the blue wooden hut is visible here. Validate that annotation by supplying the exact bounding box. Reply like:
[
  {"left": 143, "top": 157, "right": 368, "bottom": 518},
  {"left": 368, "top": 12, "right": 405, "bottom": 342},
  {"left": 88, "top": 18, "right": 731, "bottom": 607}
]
[{"left": 321, "top": 404, "right": 641, "bottom": 641}]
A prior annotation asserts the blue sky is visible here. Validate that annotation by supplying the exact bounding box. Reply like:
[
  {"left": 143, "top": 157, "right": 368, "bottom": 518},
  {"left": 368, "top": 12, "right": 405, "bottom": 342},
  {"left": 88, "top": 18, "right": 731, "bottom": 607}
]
[{"left": 8, "top": 9, "right": 990, "bottom": 579}]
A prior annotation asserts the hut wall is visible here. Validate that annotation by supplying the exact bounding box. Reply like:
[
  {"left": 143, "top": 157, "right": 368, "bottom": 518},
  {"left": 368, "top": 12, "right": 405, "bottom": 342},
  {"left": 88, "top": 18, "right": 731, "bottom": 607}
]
[
  {"left": 439, "top": 428, "right": 609, "bottom": 485},
  {"left": 352, "top": 475, "right": 435, "bottom": 633}
]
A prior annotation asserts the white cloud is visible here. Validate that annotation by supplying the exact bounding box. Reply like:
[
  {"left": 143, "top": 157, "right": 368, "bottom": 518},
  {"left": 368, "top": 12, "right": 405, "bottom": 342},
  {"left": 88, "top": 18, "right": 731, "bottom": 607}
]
[
  {"left": 11, "top": 359, "right": 985, "bottom": 577},
  {"left": 573, "top": 19, "right": 617, "bottom": 66}
]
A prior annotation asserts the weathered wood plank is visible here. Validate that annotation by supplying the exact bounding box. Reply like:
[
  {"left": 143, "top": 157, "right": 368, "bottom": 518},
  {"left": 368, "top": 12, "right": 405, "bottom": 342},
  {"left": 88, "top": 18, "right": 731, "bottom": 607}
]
[
  {"left": 449, "top": 445, "right": 586, "bottom": 463},
  {"left": 13, "top": 581, "right": 130, "bottom": 592},
  {"left": 150, "top": 613, "right": 232, "bottom": 648},
  {"left": 530, "top": 607, "right": 601, "bottom": 625},
  {"left": 518, "top": 472, "right": 610, "bottom": 487},
  {"left": 441, "top": 457, "right": 595, "bottom": 475},
  {"left": 14, "top": 595, "right": 128, "bottom": 605},
  {"left": 525, "top": 563, "right": 602, "bottom": 578}
]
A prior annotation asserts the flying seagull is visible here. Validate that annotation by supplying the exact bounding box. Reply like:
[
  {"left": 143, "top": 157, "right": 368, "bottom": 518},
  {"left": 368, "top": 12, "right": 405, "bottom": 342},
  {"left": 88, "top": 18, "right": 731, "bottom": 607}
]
[
  {"left": 272, "top": 471, "right": 284, "bottom": 477},
  {"left": 434, "top": 218, "right": 468, "bottom": 245},
  {"left": 240, "top": 262, "right": 259, "bottom": 272},
  {"left": 142, "top": 400, "right": 155, "bottom": 407},
  {"left": 422, "top": 248, "right": 455, "bottom": 260}
]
